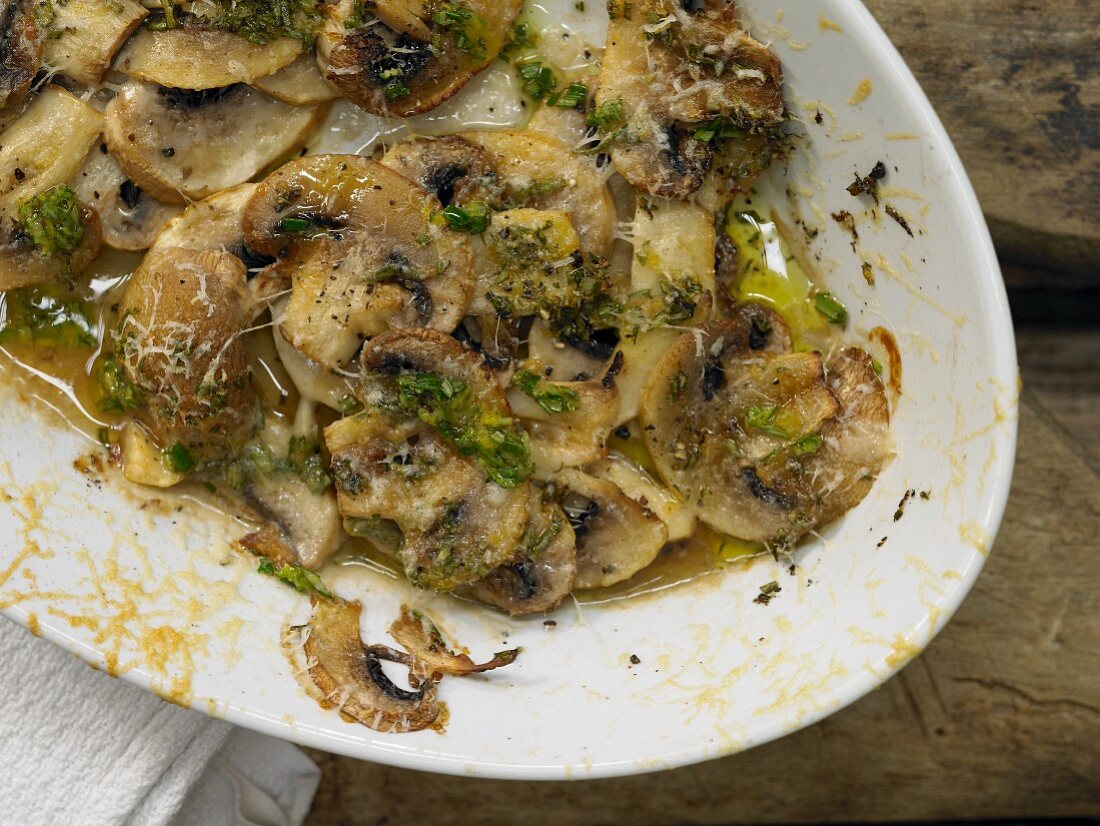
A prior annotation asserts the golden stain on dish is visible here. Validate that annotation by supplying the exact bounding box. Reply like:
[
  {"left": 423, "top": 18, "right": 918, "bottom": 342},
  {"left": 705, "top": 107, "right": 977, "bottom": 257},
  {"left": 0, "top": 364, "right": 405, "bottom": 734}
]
[
  {"left": 868, "top": 326, "right": 903, "bottom": 402},
  {"left": 847, "top": 79, "right": 873, "bottom": 106},
  {"left": 818, "top": 14, "right": 843, "bottom": 33}
]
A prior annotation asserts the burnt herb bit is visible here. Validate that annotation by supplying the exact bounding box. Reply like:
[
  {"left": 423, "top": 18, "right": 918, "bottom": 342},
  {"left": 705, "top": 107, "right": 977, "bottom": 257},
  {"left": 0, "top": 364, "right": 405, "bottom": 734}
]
[
  {"left": 846, "top": 159, "right": 887, "bottom": 201},
  {"left": 884, "top": 203, "right": 914, "bottom": 237},
  {"left": 512, "top": 368, "right": 580, "bottom": 414},
  {"left": 16, "top": 186, "right": 86, "bottom": 258},
  {"left": 394, "top": 370, "right": 533, "bottom": 488},
  {"left": 814, "top": 290, "right": 848, "bottom": 325},
  {"left": 587, "top": 98, "right": 623, "bottom": 128},
  {"left": 745, "top": 404, "right": 789, "bottom": 438},
  {"left": 442, "top": 201, "right": 491, "bottom": 234},
  {"left": 430, "top": 2, "right": 487, "bottom": 60},
  {"left": 164, "top": 441, "right": 196, "bottom": 473},
  {"left": 0, "top": 287, "right": 96, "bottom": 347},
  {"left": 753, "top": 580, "right": 781, "bottom": 605},
  {"left": 548, "top": 81, "right": 587, "bottom": 109},
  {"left": 257, "top": 558, "right": 333, "bottom": 598},
  {"left": 517, "top": 59, "right": 557, "bottom": 101},
  {"left": 97, "top": 355, "right": 143, "bottom": 412}
]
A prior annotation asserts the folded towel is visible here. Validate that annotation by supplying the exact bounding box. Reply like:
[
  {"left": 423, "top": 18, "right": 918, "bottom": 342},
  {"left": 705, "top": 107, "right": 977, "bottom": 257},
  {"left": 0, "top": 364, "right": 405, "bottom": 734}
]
[{"left": 0, "top": 616, "right": 321, "bottom": 826}]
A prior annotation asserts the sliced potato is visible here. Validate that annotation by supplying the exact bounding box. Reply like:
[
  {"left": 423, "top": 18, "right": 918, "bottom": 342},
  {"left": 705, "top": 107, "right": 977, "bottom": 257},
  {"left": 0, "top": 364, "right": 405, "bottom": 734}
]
[
  {"left": 114, "top": 25, "right": 301, "bottom": 89},
  {"left": 253, "top": 52, "right": 339, "bottom": 106},
  {"left": 70, "top": 146, "right": 182, "bottom": 250},
  {"left": 316, "top": 0, "right": 522, "bottom": 117},
  {"left": 630, "top": 196, "right": 715, "bottom": 324},
  {"left": 105, "top": 81, "right": 327, "bottom": 204},
  {"left": 42, "top": 0, "right": 147, "bottom": 85},
  {"left": 120, "top": 421, "right": 185, "bottom": 487}
]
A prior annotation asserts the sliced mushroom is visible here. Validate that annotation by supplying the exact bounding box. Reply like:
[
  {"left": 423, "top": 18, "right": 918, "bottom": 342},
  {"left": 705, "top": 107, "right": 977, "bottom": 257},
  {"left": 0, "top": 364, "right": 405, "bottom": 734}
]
[
  {"left": 805, "top": 347, "right": 892, "bottom": 526},
  {"left": 0, "top": 193, "right": 102, "bottom": 291},
  {"left": 114, "top": 25, "right": 302, "bottom": 89},
  {"left": 507, "top": 366, "right": 618, "bottom": 477},
  {"left": 105, "top": 81, "right": 327, "bottom": 205},
  {"left": 239, "top": 474, "right": 343, "bottom": 569},
  {"left": 151, "top": 183, "right": 259, "bottom": 259},
  {"left": 112, "top": 247, "right": 259, "bottom": 460},
  {"left": 526, "top": 318, "right": 618, "bottom": 385},
  {"left": 451, "top": 314, "right": 521, "bottom": 377},
  {"left": 458, "top": 498, "right": 576, "bottom": 615},
  {"left": 638, "top": 316, "right": 840, "bottom": 547},
  {"left": 42, "top": 0, "right": 147, "bottom": 85},
  {"left": 316, "top": 0, "right": 521, "bottom": 117},
  {"left": 270, "top": 309, "right": 356, "bottom": 411},
  {"left": 244, "top": 154, "right": 473, "bottom": 370},
  {"left": 70, "top": 146, "right": 182, "bottom": 250},
  {"left": 389, "top": 604, "right": 518, "bottom": 676},
  {"left": 597, "top": 0, "right": 784, "bottom": 198},
  {"left": 693, "top": 128, "right": 785, "bottom": 214},
  {"left": 608, "top": 327, "right": 681, "bottom": 426},
  {"left": 587, "top": 452, "right": 696, "bottom": 542},
  {"left": 0, "top": 0, "right": 41, "bottom": 112},
  {"left": 324, "top": 328, "right": 531, "bottom": 590},
  {"left": 0, "top": 86, "right": 104, "bottom": 212},
  {"left": 526, "top": 103, "right": 590, "bottom": 147},
  {"left": 380, "top": 134, "right": 499, "bottom": 207},
  {"left": 296, "top": 597, "right": 440, "bottom": 732},
  {"left": 461, "top": 130, "right": 615, "bottom": 256},
  {"left": 253, "top": 51, "right": 340, "bottom": 106},
  {"left": 556, "top": 467, "right": 667, "bottom": 589}
]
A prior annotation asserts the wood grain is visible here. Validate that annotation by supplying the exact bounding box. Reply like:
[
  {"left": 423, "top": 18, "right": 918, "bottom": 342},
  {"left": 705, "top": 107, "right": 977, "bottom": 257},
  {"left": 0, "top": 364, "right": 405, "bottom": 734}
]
[
  {"left": 863, "top": 0, "right": 1100, "bottom": 277},
  {"left": 303, "top": 396, "right": 1100, "bottom": 825}
]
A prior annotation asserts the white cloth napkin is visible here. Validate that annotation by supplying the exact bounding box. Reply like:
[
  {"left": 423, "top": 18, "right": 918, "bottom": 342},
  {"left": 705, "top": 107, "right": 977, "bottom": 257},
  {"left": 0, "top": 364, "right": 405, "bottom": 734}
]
[{"left": 0, "top": 616, "right": 321, "bottom": 826}]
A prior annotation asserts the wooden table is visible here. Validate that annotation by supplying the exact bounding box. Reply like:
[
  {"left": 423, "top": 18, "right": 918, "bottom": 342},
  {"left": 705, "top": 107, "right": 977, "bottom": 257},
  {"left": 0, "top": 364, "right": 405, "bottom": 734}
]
[{"left": 305, "top": 2, "right": 1100, "bottom": 821}]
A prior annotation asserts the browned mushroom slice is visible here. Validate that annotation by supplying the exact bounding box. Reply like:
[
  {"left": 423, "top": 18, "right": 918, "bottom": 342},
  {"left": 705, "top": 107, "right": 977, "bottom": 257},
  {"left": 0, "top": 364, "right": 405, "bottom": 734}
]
[
  {"left": 0, "top": 1, "right": 41, "bottom": 112},
  {"left": 296, "top": 597, "right": 440, "bottom": 732},
  {"left": 458, "top": 498, "right": 576, "bottom": 615},
  {"left": 597, "top": 0, "right": 784, "bottom": 198},
  {"left": 638, "top": 316, "right": 840, "bottom": 547},
  {"left": 461, "top": 130, "right": 615, "bottom": 256},
  {"left": 526, "top": 319, "right": 618, "bottom": 386},
  {"left": 114, "top": 25, "right": 302, "bottom": 89},
  {"left": 587, "top": 453, "right": 696, "bottom": 542},
  {"left": 244, "top": 155, "right": 473, "bottom": 370},
  {"left": 0, "top": 195, "right": 102, "bottom": 291},
  {"left": 556, "top": 468, "right": 667, "bottom": 589},
  {"left": 316, "top": 0, "right": 522, "bottom": 117},
  {"left": 0, "top": 86, "right": 103, "bottom": 212},
  {"left": 324, "top": 329, "right": 531, "bottom": 590},
  {"left": 42, "top": 0, "right": 147, "bottom": 86},
  {"left": 105, "top": 82, "right": 327, "bottom": 205},
  {"left": 111, "top": 247, "right": 259, "bottom": 460},
  {"left": 380, "top": 134, "right": 499, "bottom": 207},
  {"left": 239, "top": 474, "right": 343, "bottom": 569},
  {"left": 507, "top": 366, "right": 618, "bottom": 476},
  {"left": 804, "top": 347, "right": 892, "bottom": 526},
  {"left": 609, "top": 328, "right": 681, "bottom": 426},
  {"left": 389, "top": 605, "right": 518, "bottom": 676},
  {"left": 253, "top": 52, "right": 340, "bottom": 106},
  {"left": 71, "top": 148, "right": 182, "bottom": 251}
]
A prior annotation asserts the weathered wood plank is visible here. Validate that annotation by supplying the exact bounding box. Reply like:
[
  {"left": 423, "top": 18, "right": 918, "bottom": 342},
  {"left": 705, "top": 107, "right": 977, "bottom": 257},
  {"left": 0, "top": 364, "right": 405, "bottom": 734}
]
[
  {"left": 304, "top": 396, "right": 1100, "bottom": 825},
  {"left": 863, "top": 0, "right": 1100, "bottom": 276}
]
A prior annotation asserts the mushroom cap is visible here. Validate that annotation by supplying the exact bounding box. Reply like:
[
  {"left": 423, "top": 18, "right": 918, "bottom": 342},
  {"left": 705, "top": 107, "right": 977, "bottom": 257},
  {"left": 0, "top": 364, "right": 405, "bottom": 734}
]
[
  {"left": 599, "top": 0, "right": 784, "bottom": 198},
  {"left": 638, "top": 315, "right": 840, "bottom": 545},
  {"left": 0, "top": 1, "right": 42, "bottom": 112},
  {"left": 556, "top": 467, "right": 668, "bottom": 589},
  {"left": 297, "top": 597, "right": 440, "bottom": 732},
  {"left": 324, "top": 328, "right": 531, "bottom": 591},
  {"left": 316, "top": 0, "right": 522, "bottom": 117},
  {"left": 245, "top": 154, "right": 474, "bottom": 370},
  {"left": 113, "top": 246, "right": 259, "bottom": 458},
  {"left": 458, "top": 498, "right": 576, "bottom": 615},
  {"left": 71, "top": 147, "right": 182, "bottom": 251},
  {"left": 105, "top": 81, "right": 327, "bottom": 205},
  {"left": 380, "top": 134, "right": 498, "bottom": 208},
  {"left": 388, "top": 604, "right": 519, "bottom": 675},
  {"left": 114, "top": 25, "right": 302, "bottom": 89}
]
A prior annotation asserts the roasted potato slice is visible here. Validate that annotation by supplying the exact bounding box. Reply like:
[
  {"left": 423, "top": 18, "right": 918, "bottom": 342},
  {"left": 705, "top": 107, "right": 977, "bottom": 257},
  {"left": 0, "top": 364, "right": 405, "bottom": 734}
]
[
  {"left": 316, "top": 0, "right": 522, "bottom": 117},
  {"left": 105, "top": 81, "right": 327, "bottom": 205}
]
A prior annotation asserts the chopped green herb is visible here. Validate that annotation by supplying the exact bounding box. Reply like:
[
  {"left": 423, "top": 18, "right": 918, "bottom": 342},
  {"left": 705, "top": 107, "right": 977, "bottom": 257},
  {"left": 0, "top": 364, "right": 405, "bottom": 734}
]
[
  {"left": 691, "top": 115, "right": 743, "bottom": 143},
  {"left": 257, "top": 558, "right": 332, "bottom": 598},
  {"left": 285, "top": 435, "right": 333, "bottom": 494},
  {"left": 753, "top": 580, "right": 781, "bottom": 605},
  {"left": 549, "top": 82, "right": 587, "bottom": 108},
  {"left": 16, "top": 186, "right": 85, "bottom": 259},
  {"left": 500, "top": 20, "right": 536, "bottom": 61},
  {"left": 394, "top": 370, "right": 533, "bottom": 488},
  {"left": 517, "top": 60, "right": 556, "bottom": 101},
  {"left": 790, "top": 433, "right": 823, "bottom": 456},
  {"left": 871, "top": 358, "right": 884, "bottom": 376},
  {"left": 430, "top": 2, "right": 487, "bottom": 59},
  {"left": 745, "top": 404, "right": 788, "bottom": 438},
  {"left": 814, "top": 291, "right": 848, "bottom": 324},
  {"left": 384, "top": 80, "right": 411, "bottom": 101},
  {"left": 442, "top": 201, "right": 491, "bottom": 234},
  {"left": 0, "top": 287, "right": 95, "bottom": 347},
  {"left": 96, "top": 355, "right": 143, "bottom": 412},
  {"left": 587, "top": 98, "right": 624, "bottom": 128},
  {"left": 280, "top": 216, "right": 311, "bottom": 233},
  {"left": 164, "top": 441, "right": 196, "bottom": 474},
  {"left": 667, "top": 370, "right": 687, "bottom": 403},
  {"left": 183, "top": 0, "right": 322, "bottom": 45},
  {"left": 513, "top": 368, "right": 580, "bottom": 414},
  {"left": 521, "top": 516, "right": 563, "bottom": 557}
]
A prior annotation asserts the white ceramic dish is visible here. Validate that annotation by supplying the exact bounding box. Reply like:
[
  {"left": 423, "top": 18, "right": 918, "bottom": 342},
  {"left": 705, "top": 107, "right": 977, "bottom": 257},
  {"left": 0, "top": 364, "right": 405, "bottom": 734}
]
[{"left": 0, "top": 0, "right": 1017, "bottom": 779}]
